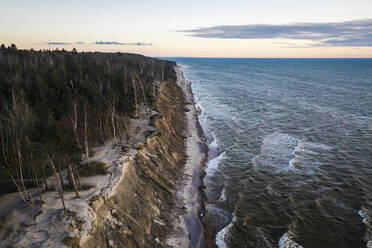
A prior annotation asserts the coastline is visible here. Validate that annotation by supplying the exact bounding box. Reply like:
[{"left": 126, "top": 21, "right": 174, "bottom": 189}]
[
  {"left": 83, "top": 77, "right": 189, "bottom": 247},
  {"left": 0, "top": 63, "right": 212, "bottom": 248},
  {"left": 166, "top": 66, "right": 209, "bottom": 248},
  {"left": 0, "top": 68, "right": 191, "bottom": 248}
]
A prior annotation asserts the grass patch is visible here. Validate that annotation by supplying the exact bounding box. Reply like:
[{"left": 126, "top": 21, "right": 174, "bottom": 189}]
[
  {"left": 63, "top": 236, "right": 81, "bottom": 248},
  {"left": 78, "top": 161, "right": 107, "bottom": 177}
]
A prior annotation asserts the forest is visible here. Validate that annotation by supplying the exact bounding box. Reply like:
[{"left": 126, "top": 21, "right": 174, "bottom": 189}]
[{"left": 0, "top": 44, "right": 176, "bottom": 204}]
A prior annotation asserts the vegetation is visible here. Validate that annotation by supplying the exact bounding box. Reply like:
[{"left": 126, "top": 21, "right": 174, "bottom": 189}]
[
  {"left": 77, "top": 161, "right": 107, "bottom": 177},
  {"left": 63, "top": 236, "right": 81, "bottom": 248},
  {"left": 0, "top": 44, "right": 176, "bottom": 207}
]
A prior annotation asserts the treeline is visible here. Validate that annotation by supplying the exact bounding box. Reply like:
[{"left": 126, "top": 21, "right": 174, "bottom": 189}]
[{"left": 0, "top": 44, "right": 176, "bottom": 202}]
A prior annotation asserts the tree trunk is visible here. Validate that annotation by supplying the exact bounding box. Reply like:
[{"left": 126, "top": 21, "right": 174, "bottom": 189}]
[
  {"left": 57, "top": 161, "right": 64, "bottom": 191},
  {"left": 17, "top": 150, "right": 29, "bottom": 200},
  {"left": 32, "top": 164, "right": 42, "bottom": 202},
  {"left": 116, "top": 115, "right": 123, "bottom": 144},
  {"left": 135, "top": 73, "right": 149, "bottom": 123},
  {"left": 5, "top": 168, "right": 30, "bottom": 206},
  {"left": 104, "top": 112, "right": 112, "bottom": 140},
  {"left": 121, "top": 116, "right": 130, "bottom": 144},
  {"left": 73, "top": 165, "right": 81, "bottom": 190},
  {"left": 0, "top": 123, "right": 9, "bottom": 172},
  {"left": 111, "top": 100, "right": 116, "bottom": 144},
  {"left": 43, "top": 164, "right": 48, "bottom": 191},
  {"left": 49, "top": 157, "right": 66, "bottom": 213},
  {"left": 97, "top": 116, "right": 105, "bottom": 145},
  {"left": 68, "top": 164, "right": 80, "bottom": 199},
  {"left": 71, "top": 102, "right": 81, "bottom": 149},
  {"left": 131, "top": 74, "right": 139, "bottom": 127},
  {"left": 123, "top": 66, "right": 128, "bottom": 94},
  {"left": 30, "top": 152, "right": 42, "bottom": 202},
  {"left": 84, "top": 104, "right": 89, "bottom": 162}
]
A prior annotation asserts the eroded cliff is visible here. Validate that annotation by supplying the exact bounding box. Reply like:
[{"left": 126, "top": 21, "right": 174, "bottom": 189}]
[{"left": 82, "top": 80, "right": 187, "bottom": 248}]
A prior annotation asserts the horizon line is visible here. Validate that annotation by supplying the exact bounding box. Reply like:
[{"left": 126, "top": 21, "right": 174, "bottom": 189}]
[
  {"left": 161, "top": 56, "right": 372, "bottom": 59},
  {"left": 2, "top": 46, "right": 371, "bottom": 59}
]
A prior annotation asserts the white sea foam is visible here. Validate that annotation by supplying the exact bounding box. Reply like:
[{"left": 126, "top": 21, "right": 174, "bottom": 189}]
[
  {"left": 367, "top": 241, "right": 372, "bottom": 248},
  {"left": 359, "top": 209, "right": 366, "bottom": 221},
  {"left": 279, "top": 232, "right": 304, "bottom": 248},
  {"left": 218, "top": 187, "right": 227, "bottom": 202},
  {"left": 253, "top": 133, "right": 299, "bottom": 172},
  {"left": 206, "top": 204, "right": 231, "bottom": 223},
  {"left": 216, "top": 215, "right": 235, "bottom": 248},
  {"left": 265, "top": 184, "right": 282, "bottom": 197},
  {"left": 300, "top": 142, "right": 333, "bottom": 151},
  {"left": 358, "top": 208, "right": 372, "bottom": 247},
  {"left": 254, "top": 132, "right": 332, "bottom": 174},
  {"left": 209, "top": 135, "right": 218, "bottom": 151},
  {"left": 205, "top": 151, "right": 226, "bottom": 175},
  {"left": 195, "top": 101, "right": 203, "bottom": 114}
]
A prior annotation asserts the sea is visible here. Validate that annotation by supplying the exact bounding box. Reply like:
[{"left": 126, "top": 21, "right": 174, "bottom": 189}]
[{"left": 171, "top": 58, "right": 372, "bottom": 248}]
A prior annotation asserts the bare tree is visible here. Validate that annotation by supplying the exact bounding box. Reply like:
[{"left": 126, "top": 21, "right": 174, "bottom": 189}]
[
  {"left": 123, "top": 65, "right": 128, "bottom": 94},
  {"left": 105, "top": 96, "right": 117, "bottom": 144},
  {"left": 68, "top": 101, "right": 81, "bottom": 150},
  {"left": 131, "top": 73, "right": 139, "bottom": 125},
  {"left": 49, "top": 156, "right": 66, "bottom": 213},
  {"left": 133, "top": 72, "right": 149, "bottom": 123},
  {"left": 31, "top": 152, "right": 42, "bottom": 202},
  {"left": 68, "top": 163, "right": 80, "bottom": 199},
  {"left": 0, "top": 89, "right": 33, "bottom": 203},
  {"left": 83, "top": 103, "right": 89, "bottom": 162}
]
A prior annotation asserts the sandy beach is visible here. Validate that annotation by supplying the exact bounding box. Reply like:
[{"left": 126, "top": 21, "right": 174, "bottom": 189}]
[{"left": 166, "top": 66, "right": 208, "bottom": 248}]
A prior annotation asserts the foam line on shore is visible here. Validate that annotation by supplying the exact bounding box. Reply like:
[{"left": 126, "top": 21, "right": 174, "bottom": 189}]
[{"left": 216, "top": 215, "right": 235, "bottom": 248}]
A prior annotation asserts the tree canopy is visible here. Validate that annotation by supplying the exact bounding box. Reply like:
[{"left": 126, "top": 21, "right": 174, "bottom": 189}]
[{"left": 0, "top": 46, "right": 176, "bottom": 195}]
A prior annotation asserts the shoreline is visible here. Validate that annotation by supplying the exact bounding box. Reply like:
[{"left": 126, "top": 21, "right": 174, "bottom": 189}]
[
  {"left": 166, "top": 66, "right": 209, "bottom": 248},
  {"left": 0, "top": 76, "right": 189, "bottom": 248},
  {"left": 0, "top": 64, "right": 214, "bottom": 248}
]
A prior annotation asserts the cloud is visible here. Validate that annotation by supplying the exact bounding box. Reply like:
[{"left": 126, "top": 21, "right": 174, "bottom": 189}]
[
  {"left": 94, "top": 41, "right": 152, "bottom": 46},
  {"left": 179, "top": 19, "right": 372, "bottom": 47},
  {"left": 46, "top": 41, "right": 153, "bottom": 46},
  {"left": 47, "top": 42, "right": 71, "bottom": 45},
  {"left": 47, "top": 42, "right": 84, "bottom": 45}
]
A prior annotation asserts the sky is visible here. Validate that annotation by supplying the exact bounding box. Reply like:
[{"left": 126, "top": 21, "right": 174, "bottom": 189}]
[{"left": 1, "top": 0, "right": 372, "bottom": 57}]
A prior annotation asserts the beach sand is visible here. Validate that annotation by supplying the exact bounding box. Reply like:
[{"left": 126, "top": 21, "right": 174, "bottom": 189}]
[{"left": 166, "top": 66, "right": 208, "bottom": 248}]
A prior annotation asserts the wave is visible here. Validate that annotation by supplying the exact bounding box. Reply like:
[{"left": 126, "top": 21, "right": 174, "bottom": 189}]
[
  {"left": 209, "top": 132, "right": 219, "bottom": 152},
  {"left": 253, "top": 132, "right": 332, "bottom": 174},
  {"left": 218, "top": 186, "right": 227, "bottom": 202},
  {"left": 205, "top": 151, "right": 226, "bottom": 175},
  {"left": 279, "top": 232, "right": 304, "bottom": 248},
  {"left": 265, "top": 183, "right": 283, "bottom": 197},
  {"left": 252, "top": 133, "right": 298, "bottom": 172},
  {"left": 358, "top": 208, "right": 372, "bottom": 247},
  {"left": 359, "top": 209, "right": 367, "bottom": 223},
  {"left": 205, "top": 131, "right": 226, "bottom": 176},
  {"left": 195, "top": 101, "right": 203, "bottom": 115},
  {"left": 216, "top": 215, "right": 235, "bottom": 248},
  {"left": 254, "top": 227, "right": 276, "bottom": 248}
]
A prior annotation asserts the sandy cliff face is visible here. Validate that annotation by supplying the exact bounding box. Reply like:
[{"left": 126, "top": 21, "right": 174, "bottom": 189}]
[{"left": 82, "top": 81, "right": 187, "bottom": 248}]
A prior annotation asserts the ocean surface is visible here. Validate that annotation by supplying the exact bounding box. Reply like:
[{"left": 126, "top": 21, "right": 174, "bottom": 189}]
[{"left": 172, "top": 58, "right": 372, "bottom": 248}]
